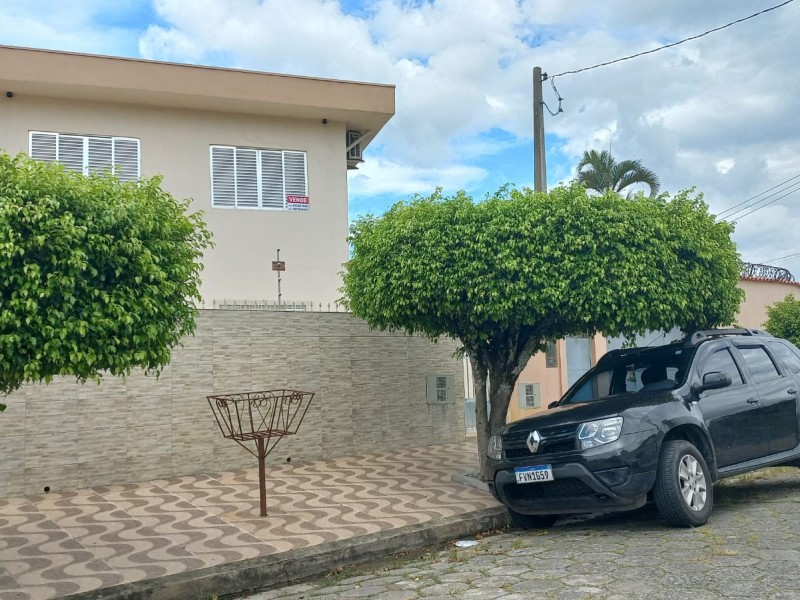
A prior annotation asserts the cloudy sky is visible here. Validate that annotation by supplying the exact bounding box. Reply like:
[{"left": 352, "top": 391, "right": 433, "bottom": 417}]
[{"left": 2, "top": 0, "right": 799, "bottom": 276}]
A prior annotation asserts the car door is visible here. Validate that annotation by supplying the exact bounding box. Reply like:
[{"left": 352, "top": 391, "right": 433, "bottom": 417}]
[
  {"left": 752, "top": 341, "right": 800, "bottom": 454},
  {"left": 693, "top": 341, "right": 770, "bottom": 467},
  {"left": 731, "top": 342, "right": 798, "bottom": 455}
]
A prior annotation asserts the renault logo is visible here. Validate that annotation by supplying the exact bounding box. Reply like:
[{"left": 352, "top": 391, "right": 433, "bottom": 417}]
[{"left": 526, "top": 430, "right": 542, "bottom": 453}]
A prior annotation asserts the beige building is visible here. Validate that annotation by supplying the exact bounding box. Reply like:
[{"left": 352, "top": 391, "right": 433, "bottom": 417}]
[
  {"left": 736, "top": 275, "right": 800, "bottom": 328},
  {"left": 0, "top": 45, "right": 395, "bottom": 306}
]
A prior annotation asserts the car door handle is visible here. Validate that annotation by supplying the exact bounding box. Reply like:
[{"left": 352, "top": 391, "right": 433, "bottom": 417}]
[
  {"left": 788, "top": 388, "right": 797, "bottom": 395},
  {"left": 746, "top": 397, "right": 759, "bottom": 404}
]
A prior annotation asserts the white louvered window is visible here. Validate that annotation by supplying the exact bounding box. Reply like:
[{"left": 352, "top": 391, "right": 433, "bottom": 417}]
[
  {"left": 29, "top": 131, "right": 140, "bottom": 183},
  {"left": 426, "top": 375, "right": 454, "bottom": 405},
  {"left": 519, "top": 383, "right": 541, "bottom": 409},
  {"left": 210, "top": 145, "right": 309, "bottom": 211}
]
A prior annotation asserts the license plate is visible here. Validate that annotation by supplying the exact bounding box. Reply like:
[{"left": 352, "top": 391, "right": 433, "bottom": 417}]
[{"left": 514, "top": 465, "right": 554, "bottom": 484}]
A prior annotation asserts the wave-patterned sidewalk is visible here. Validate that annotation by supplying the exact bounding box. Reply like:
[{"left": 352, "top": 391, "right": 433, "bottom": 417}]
[{"left": 0, "top": 442, "right": 500, "bottom": 600}]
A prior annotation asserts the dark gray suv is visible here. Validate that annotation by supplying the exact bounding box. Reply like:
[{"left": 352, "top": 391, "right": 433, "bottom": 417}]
[{"left": 486, "top": 329, "right": 800, "bottom": 528}]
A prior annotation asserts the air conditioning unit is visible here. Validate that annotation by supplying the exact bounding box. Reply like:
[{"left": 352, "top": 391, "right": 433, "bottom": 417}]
[{"left": 347, "top": 130, "right": 363, "bottom": 161}]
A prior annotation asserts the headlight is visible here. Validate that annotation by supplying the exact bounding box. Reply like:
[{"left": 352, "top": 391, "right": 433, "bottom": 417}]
[
  {"left": 577, "top": 417, "right": 623, "bottom": 449},
  {"left": 487, "top": 435, "right": 503, "bottom": 460}
]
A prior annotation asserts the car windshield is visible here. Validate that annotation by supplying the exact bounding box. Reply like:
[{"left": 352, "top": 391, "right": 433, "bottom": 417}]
[{"left": 562, "top": 345, "right": 696, "bottom": 405}]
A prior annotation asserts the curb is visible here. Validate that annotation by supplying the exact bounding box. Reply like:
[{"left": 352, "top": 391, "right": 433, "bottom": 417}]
[
  {"left": 66, "top": 506, "right": 509, "bottom": 600},
  {"left": 451, "top": 472, "right": 490, "bottom": 493}
]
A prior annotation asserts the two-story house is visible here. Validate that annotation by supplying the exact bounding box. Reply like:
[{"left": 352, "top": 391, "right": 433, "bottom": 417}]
[{"left": 0, "top": 45, "right": 395, "bottom": 306}]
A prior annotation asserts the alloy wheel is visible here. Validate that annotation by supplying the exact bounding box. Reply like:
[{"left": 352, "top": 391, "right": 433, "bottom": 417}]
[{"left": 678, "top": 454, "right": 707, "bottom": 512}]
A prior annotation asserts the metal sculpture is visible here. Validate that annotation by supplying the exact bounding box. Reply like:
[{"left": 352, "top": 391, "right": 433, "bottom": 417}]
[{"left": 207, "top": 389, "right": 315, "bottom": 516}]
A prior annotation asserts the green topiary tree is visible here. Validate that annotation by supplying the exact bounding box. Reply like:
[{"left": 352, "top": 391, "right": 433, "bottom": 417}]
[
  {"left": 341, "top": 184, "right": 743, "bottom": 476},
  {"left": 765, "top": 295, "right": 800, "bottom": 347},
  {"left": 0, "top": 152, "right": 212, "bottom": 412}
]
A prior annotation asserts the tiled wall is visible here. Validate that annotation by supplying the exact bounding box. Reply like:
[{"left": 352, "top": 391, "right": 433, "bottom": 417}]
[{"left": 0, "top": 311, "right": 466, "bottom": 498}]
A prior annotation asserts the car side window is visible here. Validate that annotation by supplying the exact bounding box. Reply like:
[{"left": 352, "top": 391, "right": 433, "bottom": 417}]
[
  {"left": 768, "top": 341, "right": 800, "bottom": 375},
  {"left": 698, "top": 347, "right": 743, "bottom": 386},
  {"left": 738, "top": 346, "right": 781, "bottom": 383}
]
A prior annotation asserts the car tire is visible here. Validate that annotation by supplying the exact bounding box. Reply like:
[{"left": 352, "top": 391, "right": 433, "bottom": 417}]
[
  {"left": 653, "top": 439, "right": 713, "bottom": 527},
  {"left": 507, "top": 509, "right": 558, "bottom": 530}
]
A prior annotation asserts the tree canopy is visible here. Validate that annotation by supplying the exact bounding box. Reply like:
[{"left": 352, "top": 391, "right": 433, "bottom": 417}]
[
  {"left": 765, "top": 294, "right": 800, "bottom": 347},
  {"left": 0, "top": 152, "right": 212, "bottom": 411},
  {"left": 342, "top": 184, "right": 743, "bottom": 475},
  {"left": 577, "top": 149, "right": 660, "bottom": 198}
]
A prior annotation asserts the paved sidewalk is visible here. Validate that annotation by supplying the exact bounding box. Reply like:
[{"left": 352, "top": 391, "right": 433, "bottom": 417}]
[{"left": 0, "top": 442, "right": 502, "bottom": 600}]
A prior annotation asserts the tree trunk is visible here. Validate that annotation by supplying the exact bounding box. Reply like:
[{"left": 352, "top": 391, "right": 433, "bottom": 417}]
[
  {"left": 472, "top": 330, "right": 544, "bottom": 479},
  {"left": 487, "top": 372, "right": 515, "bottom": 438},
  {"left": 471, "top": 356, "right": 490, "bottom": 478}
]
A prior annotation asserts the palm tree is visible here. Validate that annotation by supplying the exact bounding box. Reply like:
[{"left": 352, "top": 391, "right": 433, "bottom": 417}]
[{"left": 577, "top": 149, "right": 660, "bottom": 198}]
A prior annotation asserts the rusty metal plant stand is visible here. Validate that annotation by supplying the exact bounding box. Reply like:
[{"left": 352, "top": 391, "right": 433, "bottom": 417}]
[{"left": 207, "top": 389, "right": 315, "bottom": 516}]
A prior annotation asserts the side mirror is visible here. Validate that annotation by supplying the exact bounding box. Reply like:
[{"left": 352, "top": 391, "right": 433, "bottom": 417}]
[
  {"left": 548, "top": 401, "right": 559, "bottom": 409},
  {"left": 694, "top": 371, "right": 732, "bottom": 395}
]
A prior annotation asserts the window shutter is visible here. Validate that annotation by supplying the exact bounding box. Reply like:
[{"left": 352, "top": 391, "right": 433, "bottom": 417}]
[
  {"left": 30, "top": 132, "right": 57, "bottom": 162},
  {"left": 426, "top": 375, "right": 454, "bottom": 404},
  {"left": 283, "top": 150, "right": 307, "bottom": 196},
  {"left": 519, "top": 383, "right": 541, "bottom": 408},
  {"left": 87, "top": 137, "right": 113, "bottom": 175},
  {"left": 57, "top": 135, "right": 85, "bottom": 173},
  {"left": 235, "top": 148, "right": 259, "bottom": 208},
  {"left": 210, "top": 146, "right": 308, "bottom": 211},
  {"left": 435, "top": 376, "right": 448, "bottom": 403},
  {"left": 426, "top": 376, "right": 437, "bottom": 405},
  {"left": 260, "top": 150, "right": 284, "bottom": 209},
  {"left": 112, "top": 137, "right": 140, "bottom": 182},
  {"left": 211, "top": 146, "right": 236, "bottom": 207}
]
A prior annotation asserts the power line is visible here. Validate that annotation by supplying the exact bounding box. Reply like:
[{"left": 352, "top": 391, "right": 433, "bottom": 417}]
[
  {"left": 760, "top": 250, "right": 800, "bottom": 264},
  {"left": 716, "top": 174, "right": 800, "bottom": 219},
  {"left": 551, "top": 0, "right": 795, "bottom": 79},
  {"left": 726, "top": 186, "right": 800, "bottom": 222},
  {"left": 717, "top": 179, "right": 800, "bottom": 222},
  {"left": 723, "top": 182, "right": 800, "bottom": 221}
]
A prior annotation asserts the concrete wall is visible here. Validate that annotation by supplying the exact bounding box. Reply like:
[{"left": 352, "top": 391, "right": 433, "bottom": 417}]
[
  {"left": 0, "top": 311, "right": 465, "bottom": 498},
  {"left": 0, "top": 96, "right": 349, "bottom": 305}
]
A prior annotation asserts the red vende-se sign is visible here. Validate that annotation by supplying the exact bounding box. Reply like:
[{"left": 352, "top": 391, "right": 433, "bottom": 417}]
[{"left": 286, "top": 195, "right": 310, "bottom": 210}]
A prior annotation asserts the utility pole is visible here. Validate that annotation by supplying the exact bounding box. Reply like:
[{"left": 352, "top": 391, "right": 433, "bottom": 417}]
[{"left": 532, "top": 66, "right": 547, "bottom": 193}]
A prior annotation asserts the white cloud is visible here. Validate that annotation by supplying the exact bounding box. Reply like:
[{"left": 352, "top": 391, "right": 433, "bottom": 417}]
[{"left": 715, "top": 159, "right": 735, "bottom": 175}]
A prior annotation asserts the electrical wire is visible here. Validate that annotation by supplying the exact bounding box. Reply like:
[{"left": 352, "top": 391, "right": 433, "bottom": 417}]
[
  {"left": 717, "top": 180, "right": 800, "bottom": 222},
  {"left": 760, "top": 250, "right": 800, "bottom": 264},
  {"left": 720, "top": 182, "right": 800, "bottom": 221},
  {"left": 541, "top": 75, "right": 564, "bottom": 116},
  {"left": 551, "top": 0, "right": 795, "bottom": 79},
  {"left": 725, "top": 186, "right": 800, "bottom": 222},
  {"left": 716, "top": 174, "right": 800, "bottom": 219}
]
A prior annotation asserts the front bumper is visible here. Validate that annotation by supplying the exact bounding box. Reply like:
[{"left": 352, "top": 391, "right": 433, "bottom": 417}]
[{"left": 488, "top": 432, "right": 658, "bottom": 516}]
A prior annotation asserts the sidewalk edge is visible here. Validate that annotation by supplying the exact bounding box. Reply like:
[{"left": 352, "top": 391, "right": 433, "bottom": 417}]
[{"left": 66, "top": 506, "right": 509, "bottom": 600}]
